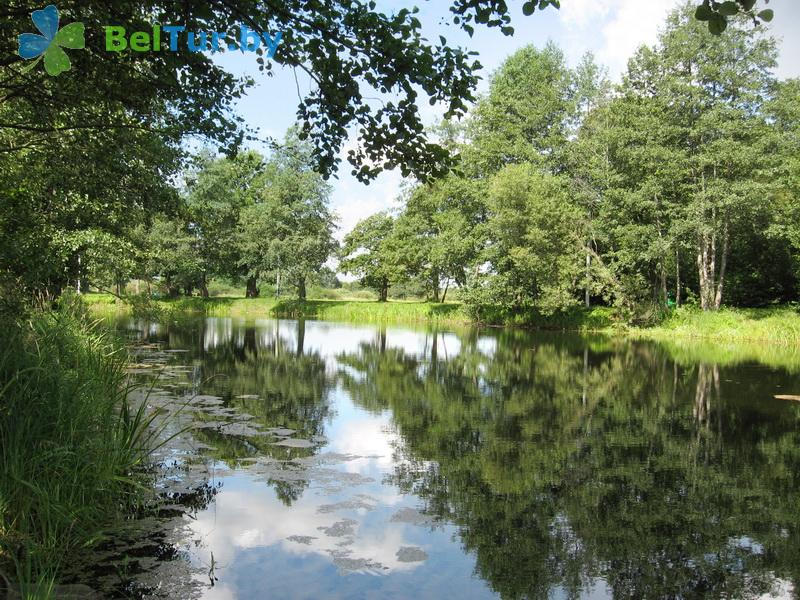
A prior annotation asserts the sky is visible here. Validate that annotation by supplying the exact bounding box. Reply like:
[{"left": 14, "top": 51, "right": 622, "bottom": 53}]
[{"left": 212, "top": 0, "right": 800, "bottom": 241}]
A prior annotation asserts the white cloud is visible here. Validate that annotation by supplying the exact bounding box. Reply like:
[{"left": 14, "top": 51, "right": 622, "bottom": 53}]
[
  {"left": 330, "top": 167, "right": 404, "bottom": 241},
  {"left": 559, "top": 0, "right": 799, "bottom": 80},
  {"left": 769, "top": 0, "right": 800, "bottom": 80},
  {"left": 559, "top": 0, "right": 680, "bottom": 78},
  {"left": 560, "top": 0, "right": 611, "bottom": 29}
]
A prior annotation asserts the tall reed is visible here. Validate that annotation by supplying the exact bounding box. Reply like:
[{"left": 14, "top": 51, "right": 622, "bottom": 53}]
[{"left": 0, "top": 307, "right": 157, "bottom": 594}]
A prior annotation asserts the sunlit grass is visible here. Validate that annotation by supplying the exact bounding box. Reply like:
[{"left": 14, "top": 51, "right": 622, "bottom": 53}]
[
  {"left": 84, "top": 293, "right": 800, "bottom": 345},
  {"left": 634, "top": 306, "right": 800, "bottom": 345}
]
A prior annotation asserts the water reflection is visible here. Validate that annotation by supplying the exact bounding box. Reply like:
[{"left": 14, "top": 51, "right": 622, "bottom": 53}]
[{"left": 111, "top": 317, "right": 800, "bottom": 599}]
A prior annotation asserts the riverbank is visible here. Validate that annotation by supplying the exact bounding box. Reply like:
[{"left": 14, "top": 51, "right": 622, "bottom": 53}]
[
  {"left": 85, "top": 293, "right": 800, "bottom": 345},
  {"left": 0, "top": 305, "right": 156, "bottom": 596},
  {"left": 85, "top": 293, "right": 618, "bottom": 329}
]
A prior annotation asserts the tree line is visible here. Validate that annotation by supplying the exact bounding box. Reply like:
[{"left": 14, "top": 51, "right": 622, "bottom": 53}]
[
  {"left": 1, "top": 2, "right": 795, "bottom": 319},
  {"left": 342, "top": 4, "right": 800, "bottom": 318}
]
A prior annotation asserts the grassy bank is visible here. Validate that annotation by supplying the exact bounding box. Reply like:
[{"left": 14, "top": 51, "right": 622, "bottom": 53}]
[
  {"left": 0, "top": 307, "right": 156, "bottom": 596},
  {"left": 85, "top": 293, "right": 800, "bottom": 345},
  {"left": 633, "top": 306, "right": 800, "bottom": 346},
  {"left": 85, "top": 293, "right": 617, "bottom": 329}
]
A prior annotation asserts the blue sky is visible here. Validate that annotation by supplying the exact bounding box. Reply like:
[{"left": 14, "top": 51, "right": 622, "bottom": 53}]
[{"left": 212, "top": 0, "right": 800, "bottom": 240}]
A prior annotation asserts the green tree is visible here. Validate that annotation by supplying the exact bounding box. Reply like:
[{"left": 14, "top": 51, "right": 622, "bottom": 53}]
[
  {"left": 391, "top": 175, "right": 486, "bottom": 302},
  {"left": 466, "top": 42, "right": 576, "bottom": 176},
  {"left": 623, "top": 6, "right": 776, "bottom": 310},
  {"left": 142, "top": 217, "right": 204, "bottom": 297},
  {"left": 340, "top": 213, "right": 399, "bottom": 302},
  {"left": 469, "top": 164, "right": 586, "bottom": 314},
  {"left": 238, "top": 132, "right": 337, "bottom": 300},
  {"left": 184, "top": 150, "right": 266, "bottom": 296}
]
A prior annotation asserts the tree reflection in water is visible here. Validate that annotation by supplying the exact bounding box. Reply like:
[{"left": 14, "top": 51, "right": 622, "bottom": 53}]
[
  {"left": 338, "top": 328, "right": 800, "bottom": 599},
  {"left": 120, "top": 317, "right": 800, "bottom": 598}
]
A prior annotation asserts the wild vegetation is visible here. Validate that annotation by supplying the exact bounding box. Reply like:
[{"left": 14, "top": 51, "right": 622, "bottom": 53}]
[
  {"left": 341, "top": 6, "right": 800, "bottom": 321},
  {"left": 0, "top": 0, "right": 796, "bottom": 594},
  {"left": 74, "top": 5, "right": 800, "bottom": 336},
  {"left": 0, "top": 298, "right": 159, "bottom": 593}
]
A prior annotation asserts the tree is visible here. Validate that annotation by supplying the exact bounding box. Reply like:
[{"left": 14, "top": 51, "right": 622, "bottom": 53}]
[
  {"left": 340, "top": 213, "right": 399, "bottom": 302},
  {"left": 469, "top": 164, "right": 586, "bottom": 314},
  {"left": 466, "top": 43, "right": 576, "bottom": 176},
  {"left": 184, "top": 150, "right": 266, "bottom": 296},
  {"left": 397, "top": 175, "right": 486, "bottom": 302},
  {"left": 142, "top": 217, "right": 204, "bottom": 297},
  {"left": 767, "top": 80, "right": 800, "bottom": 253},
  {"left": 607, "top": 4, "right": 780, "bottom": 311},
  {"left": 238, "top": 131, "right": 337, "bottom": 300}
]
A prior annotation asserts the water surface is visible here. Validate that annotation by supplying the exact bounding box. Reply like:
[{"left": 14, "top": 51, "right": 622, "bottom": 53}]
[{"left": 93, "top": 317, "right": 800, "bottom": 599}]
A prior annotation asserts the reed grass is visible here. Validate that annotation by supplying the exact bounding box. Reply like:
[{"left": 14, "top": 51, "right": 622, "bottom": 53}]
[
  {"left": 0, "top": 307, "right": 159, "bottom": 595},
  {"left": 633, "top": 305, "right": 800, "bottom": 345}
]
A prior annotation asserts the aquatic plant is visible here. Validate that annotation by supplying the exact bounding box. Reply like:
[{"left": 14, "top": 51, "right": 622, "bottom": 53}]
[{"left": 0, "top": 308, "right": 160, "bottom": 594}]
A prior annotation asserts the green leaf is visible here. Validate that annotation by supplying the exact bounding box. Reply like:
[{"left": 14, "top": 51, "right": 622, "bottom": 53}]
[
  {"left": 695, "top": 5, "right": 713, "bottom": 21},
  {"left": 708, "top": 14, "right": 728, "bottom": 35},
  {"left": 54, "top": 22, "right": 85, "bottom": 49},
  {"left": 44, "top": 45, "right": 71, "bottom": 76},
  {"left": 522, "top": 2, "right": 536, "bottom": 16},
  {"left": 718, "top": 1, "right": 740, "bottom": 16},
  {"left": 758, "top": 9, "right": 774, "bottom": 22},
  {"left": 740, "top": 0, "right": 757, "bottom": 10}
]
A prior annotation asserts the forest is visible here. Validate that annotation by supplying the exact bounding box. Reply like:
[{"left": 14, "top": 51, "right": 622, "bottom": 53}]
[{"left": 3, "top": 5, "right": 796, "bottom": 325}]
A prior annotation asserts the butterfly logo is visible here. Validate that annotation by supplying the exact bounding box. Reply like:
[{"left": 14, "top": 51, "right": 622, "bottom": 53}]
[{"left": 18, "top": 5, "right": 85, "bottom": 76}]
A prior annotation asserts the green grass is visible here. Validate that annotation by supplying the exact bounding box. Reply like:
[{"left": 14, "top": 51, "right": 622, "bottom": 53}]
[
  {"left": 84, "top": 293, "right": 800, "bottom": 345},
  {"left": 633, "top": 305, "right": 800, "bottom": 345},
  {"left": 0, "top": 305, "right": 159, "bottom": 596},
  {"left": 86, "top": 293, "right": 474, "bottom": 324}
]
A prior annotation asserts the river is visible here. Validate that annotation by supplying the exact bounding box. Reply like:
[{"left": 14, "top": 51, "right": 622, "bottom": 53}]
[{"left": 82, "top": 316, "right": 800, "bottom": 599}]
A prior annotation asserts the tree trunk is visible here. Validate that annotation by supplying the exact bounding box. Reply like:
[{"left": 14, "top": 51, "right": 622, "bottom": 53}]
[
  {"left": 246, "top": 276, "right": 260, "bottom": 298},
  {"left": 696, "top": 216, "right": 728, "bottom": 311},
  {"left": 379, "top": 279, "right": 388, "bottom": 302},
  {"left": 297, "top": 276, "right": 306, "bottom": 301},
  {"left": 275, "top": 270, "right": 281, "bottom": 298},
  {"left": 431, "top": 281, "right": 440, "bottom": 303},
  {"left": 441, "top": 279, "right": 450, "bottom": 303},
  {"left": 585, "top": 251, "right": 591, "bottom": 308},
  {"left": 675, "top": 249, "right": 681, "bottom": 307},
  {"left": 199, "top": 273, "right": 209, "bottom": 298},
  {"left": 713, "top": 218, "right": 729, "bottom": 310}
]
